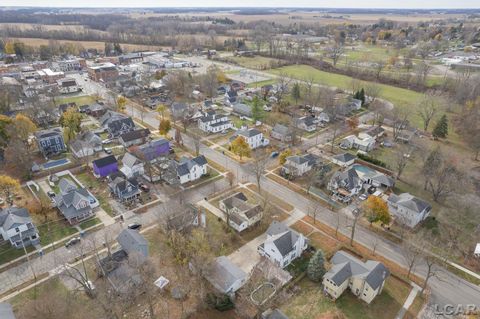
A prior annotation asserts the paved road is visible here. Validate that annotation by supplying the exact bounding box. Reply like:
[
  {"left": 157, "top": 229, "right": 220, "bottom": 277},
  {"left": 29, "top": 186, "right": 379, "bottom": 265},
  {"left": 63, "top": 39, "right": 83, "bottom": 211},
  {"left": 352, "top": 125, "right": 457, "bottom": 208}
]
[
  {"left": 55, "top": 66, "right": 480, "bottom": 311},
  {"left": 0, "top": 178, "right": 229, "bottom": 296}
]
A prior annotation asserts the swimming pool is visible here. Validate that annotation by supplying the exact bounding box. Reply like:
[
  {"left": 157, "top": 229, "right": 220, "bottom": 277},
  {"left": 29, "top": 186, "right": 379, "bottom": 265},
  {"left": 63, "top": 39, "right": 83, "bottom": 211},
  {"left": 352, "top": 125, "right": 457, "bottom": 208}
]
[
  {"left": 42, "top": 158, "right": 71, "bottom": 170},
  {"left": 352, "top": 164, "right": 375, "bottom": 174}
]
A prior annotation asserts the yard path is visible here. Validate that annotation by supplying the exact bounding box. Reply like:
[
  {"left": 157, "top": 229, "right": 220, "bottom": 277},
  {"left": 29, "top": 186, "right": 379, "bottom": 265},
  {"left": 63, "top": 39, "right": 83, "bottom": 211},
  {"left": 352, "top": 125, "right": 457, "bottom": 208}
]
[
  {"left": 395, "top": 283, "right": 420, "bottom": 319},
  {"left": 95, "top": 208, "right": 115, "bottom": 226}
]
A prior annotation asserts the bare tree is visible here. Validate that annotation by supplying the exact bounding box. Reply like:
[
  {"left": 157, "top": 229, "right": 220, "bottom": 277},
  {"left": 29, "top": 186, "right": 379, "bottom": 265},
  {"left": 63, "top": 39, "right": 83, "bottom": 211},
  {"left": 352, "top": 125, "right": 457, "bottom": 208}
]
[
  {"left": 349, "top": 208, "right": 362, "bottom": 246},
  {"left": 427, "top": 158, "right": 463, "bottom": 202},
  {"left": 371, "top": 233, "right": 380, "bottom": 256},
  {"left": 421, "top": 254, "right": 439, "bottom": 294},
  {"left": 275, "top": 72, "right": 292, "bottom": 103},
  {"left": 393, "top": 144, "right": 413, "bottom": 180},
  {"left": 417, "top": 94, "right": 439, "bottom": 131},
  {"left": 248, "top": 150, "right": 269, "bottom": 193},
  {"left": 402, "top": 240, "right": 422, "bottom": 279},
  {"left": 190, "top": 130, "right": 201, "bottom": 156},
  {"left": 327, "top": 44, "right": 344, "bottom": 67},
  {"left": 364, "top": 82, "right": 382, "bottom": 105},
  {"left": 391, "top": 107, "right": 409, "bottom": 140}
]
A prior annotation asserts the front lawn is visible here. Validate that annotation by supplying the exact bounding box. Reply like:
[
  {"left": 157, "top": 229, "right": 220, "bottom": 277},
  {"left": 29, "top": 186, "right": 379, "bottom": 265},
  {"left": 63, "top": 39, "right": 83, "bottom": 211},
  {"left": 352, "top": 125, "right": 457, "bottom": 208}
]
[
  {"left": 79, "top": 217, "right": 102, "bottom": 230},
  {"left": 75, "top": 172, "right": 115, "bottom": 216},
  {"left": 38, "top": 220, "right": 78, "bottom": 246},
  {"left": 57, "top": 95, "right": 96, "bottom": 106},
  {"left": 0, "top": 243, "right": 35, "bottom": 265}
]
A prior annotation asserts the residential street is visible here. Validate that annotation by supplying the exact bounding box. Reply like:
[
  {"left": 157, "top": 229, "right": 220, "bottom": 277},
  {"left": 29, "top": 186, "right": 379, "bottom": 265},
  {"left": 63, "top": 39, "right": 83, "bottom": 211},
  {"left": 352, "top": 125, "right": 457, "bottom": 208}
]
[{"left": 33, "top": 64, "right": 480, "bottom": 310}]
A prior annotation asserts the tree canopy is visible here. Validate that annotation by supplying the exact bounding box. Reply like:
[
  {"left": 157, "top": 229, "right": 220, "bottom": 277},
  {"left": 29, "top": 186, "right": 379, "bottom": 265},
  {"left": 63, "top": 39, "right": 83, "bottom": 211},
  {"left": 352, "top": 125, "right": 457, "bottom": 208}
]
[{"left": 230, "top": 136, "right": 251, "bottom": 159}]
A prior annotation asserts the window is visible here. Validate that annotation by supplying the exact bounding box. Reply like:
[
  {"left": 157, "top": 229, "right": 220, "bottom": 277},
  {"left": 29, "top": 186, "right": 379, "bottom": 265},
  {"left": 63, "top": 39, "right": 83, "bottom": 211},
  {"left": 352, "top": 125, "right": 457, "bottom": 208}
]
[{"left": 15, "top": 227, "right": 20, "bottom": 233}]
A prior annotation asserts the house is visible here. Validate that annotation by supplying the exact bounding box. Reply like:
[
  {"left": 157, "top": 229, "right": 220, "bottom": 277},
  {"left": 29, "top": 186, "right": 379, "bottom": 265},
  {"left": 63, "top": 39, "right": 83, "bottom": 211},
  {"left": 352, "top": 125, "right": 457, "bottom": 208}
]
[
  {"left": 166, "top": 205, "right": 204, "bottom": 233},
  {"left": 118, "top": 52, "right": 144, "bottom": 65},
  {"left": 99, "top": 111, "right": 135, "bottom": 138},
  {"left": 295, "top": 116, "right": 316, "bottom": 132},
  {"left": 54, "top": 178, "right": 95, "bottom": 225},
  {"left": 316, "top": 112, "right": 330, "bottom": 123},
  {"left": 475, "top": 244, "right": 480, "bottom": 258},
  {"left": 224, "top": 90, "right": 238, "bottom": 105},
  {"left": 323, "top": 251, "right": 389, "bottom": 304},
  {"left": 340, "top": 134, "right": 376, "bottom": 152},
  {"left": 0, "top": 303, "right": 16, "bottom": 319},
  {"left": 219, "top": 192, "right": 262, "bottom": 232},
  {"left": 57, "top": 78, "right": 80, "bottom": 94},
  {"left": 198, "top": 111, "right": 233, "bottom": 133},
  {"left": 120, "top": 152, "right": 144, "bottom": 178},
  {"left": 338, "top": 98, "right": 362, "bottom": 116},
  {"left": 387, "top": 193, "right": 432, "bottom": 228},
  {"left": 170, "top": 102, "right": 188, "bottom": 120},
  {"left": 332, "top": 153, "right": 356, "bottom": 167},
  {"left": 396, "top": 128, "right": 417, "bottom": 144},
  {"left": 117, "top": 228, "right": 148, "bottom": 260},
  {"left": 92, "top": 155, "right": 118, "bottom": 178},
  {"left": 205, "top": 256, "right": 247, "bottom": 295},
  {"left": 0, "top": 207, "right": 39, "bottom": 249},
  {"left": 328, "top": 164, "right": 395, "bottom": 203},
  {"left": 176, "top": 155, "right": 208, "bottom": 184},
  {"left": 70, "top": 131, "right": 102, "bottom": 158},
  {"left": 232, "top": 103, "right": 252, "bottom": 118},
  {"left": 88, "top": 103, "right": 107, "bottom": 117},
  {"left": 271, "top": 124, "right": 293, "bottom": 143},
  {"left": 119, "top": 128, "right": 150, "bottom": 147},
  {"left": 364, "top": 126, "right": 385, "bottom": 140},
  {"left": 231, "top": 128, "right": 269, "bottom": 149},
  {"left": 258, "top": 221, "right": 308, "bottom": 268},
  {"left": 282, "top": 154, "right": 319, "bottom": 177},
  {"left": 108, "top": 172, "right": 141, "bottom": 203},
  {"left": 35, "top": 128, "right": 66, "bottom": 157},
  {"left": 137, "top": 138, "right": 170, "bottom": 162}
]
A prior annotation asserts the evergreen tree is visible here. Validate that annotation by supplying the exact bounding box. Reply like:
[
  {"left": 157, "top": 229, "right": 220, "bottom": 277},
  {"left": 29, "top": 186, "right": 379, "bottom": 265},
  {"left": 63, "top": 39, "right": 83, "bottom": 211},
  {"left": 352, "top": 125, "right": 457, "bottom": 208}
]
[
  {"left": 432, "top": 114, "right": 448, "bottom": 138},
  {"left": 291, "top": 82, "right": 301, "bottom": 104},
  {"left": 251, "top": 96, "right": 265, "bottom": 122},
  {"left": 307, "top": 250, "right": 326, "bottom": 282},
  {"left": 359, "top": 88, "right": 366, "bottom": 105}
]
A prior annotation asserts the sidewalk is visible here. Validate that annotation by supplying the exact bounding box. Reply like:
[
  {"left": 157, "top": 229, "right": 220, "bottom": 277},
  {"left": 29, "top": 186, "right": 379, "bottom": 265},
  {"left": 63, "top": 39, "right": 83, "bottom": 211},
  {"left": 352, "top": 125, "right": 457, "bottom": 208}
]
[{"left": 395, "top": 282, "right": 420, "bottom": 319}]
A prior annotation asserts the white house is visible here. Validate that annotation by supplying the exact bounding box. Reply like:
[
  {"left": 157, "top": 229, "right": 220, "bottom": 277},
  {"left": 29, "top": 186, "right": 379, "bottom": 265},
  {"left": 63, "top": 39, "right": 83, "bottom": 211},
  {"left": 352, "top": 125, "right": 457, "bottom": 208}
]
[
  {"left": 198, "top": 111, "right": 233, "bottom": 134},
  {"left": 282, "top": 154, "right": 319, "bottom": 177},
  {"left": 475, "top": 244, "right": 480, "bottom": 258},
  {"left": 206, "top": 256, "right": 247, "bottom": 295},
  {"left": 70, "top": 131, "right": 102, "bottom": 158},
  {"left": 120, "top": 152, "right": 145, "bottom": 179},
  {"left": 258, "top": 221, "right": 308, "bottom": 268},
  {"left": 387, "top": 193, "right": 432, "bottom": 228},
  {"left": 219, "top": 192, "right": 262, "bottom": 232},
  {"left": 340, "top": 133, "right": 376, "bottom": 152},
  {"left": 295, "top": 116, "right": 316, "bottom": 132},
  {"left": 232, "top": 128, "right": 269, "bottom": 150},
  {"left": 0, "top": 207, "right": 40, "bottom": 249},
  {"left": 323, "top": 251, "right": 389, "bottom": 304},
  {"left": 176, "top": 155, "right": 208, "bottom": 184},
  {"left": 57, "top": 78, "right": 80, "bottom": 94}
]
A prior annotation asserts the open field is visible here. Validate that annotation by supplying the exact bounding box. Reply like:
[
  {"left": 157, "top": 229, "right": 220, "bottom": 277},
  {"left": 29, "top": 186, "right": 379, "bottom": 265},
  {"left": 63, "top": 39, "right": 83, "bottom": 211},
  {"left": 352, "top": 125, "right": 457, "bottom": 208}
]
[
  {"left": 268, "top": 64, "right": 426, "bottom": 127},
  {"left": 224, "top": 55, "right": 281, "bottom": 70},
  {"left": 8, "top": 37, "right": 165, "bottom": 52}
]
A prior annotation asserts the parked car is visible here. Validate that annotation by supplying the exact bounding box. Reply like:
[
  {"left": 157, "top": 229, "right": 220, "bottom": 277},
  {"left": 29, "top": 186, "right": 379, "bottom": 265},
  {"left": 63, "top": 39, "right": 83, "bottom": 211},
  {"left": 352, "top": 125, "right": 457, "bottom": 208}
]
[
  {"left": 128, "top": 223, "right": 142, "bottom": 230},
  {"left": 138, "top": 183, "right": 150, "bottom": 193},
  {"left": 47, "top": 191, "right": 56, "bottom": 198},
  {"left": 359, "top": 194, "right": 368, "bottom": 201},
  {"left": 65, "top": 237, "right": 81, "bottom": 248},
  {"left": 103, "top": 148, "right": 112, "bottom": 154},
  {"left": 270, "top": 151, "right": 279, "bottom": 158}
]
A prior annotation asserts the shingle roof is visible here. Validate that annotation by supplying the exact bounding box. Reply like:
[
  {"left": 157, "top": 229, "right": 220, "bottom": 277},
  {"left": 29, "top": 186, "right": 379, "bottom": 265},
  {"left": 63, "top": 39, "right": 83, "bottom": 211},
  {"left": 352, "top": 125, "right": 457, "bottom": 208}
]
[
  {"left": 333, "top": 153, "right": 356, "bottom": 163},
  {"left": 119, "top": 128, "right": 150, "bottom": 143},
  {"left": 388, "top": 193, "right": 431, "bottom": 214},
  {"left": 265, "top": 221, "right": 301, "bottom": 257},
  {"left": 0, "top": 207, "right": 32, "bottom": 231},
  {"left": 206, "top": 256, "right": 246, "bottom": 293},
  {"left": 117, "top": 229, "right": 148, "bottom": 258},
  {"left": 93, "top": 155, "right": 117, "bottom": 168},
  {"left": 122, "top": 152, "right": 141, "bottom": 168}
]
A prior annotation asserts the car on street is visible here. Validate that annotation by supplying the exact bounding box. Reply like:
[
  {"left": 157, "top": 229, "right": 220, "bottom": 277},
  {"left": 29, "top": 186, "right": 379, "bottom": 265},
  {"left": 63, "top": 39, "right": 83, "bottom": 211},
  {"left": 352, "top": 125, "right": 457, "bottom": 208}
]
[
  {"left": 270, "top": 151, "right": 279, "bottom": 158},
  {"left": 103, "top": 148, "right": 112, "bottom": 154},
  {"left": 359, "top": 193, "right": 368, "bottom": 201},
  {"left": 128, "top": 223, "right": 142, "bottom": 230},
  {"left": 47, "top": 191, "right": 56, "bottom": 198},
  {"left": 65, "top": 237, "right": 81, "bottom": 248}
]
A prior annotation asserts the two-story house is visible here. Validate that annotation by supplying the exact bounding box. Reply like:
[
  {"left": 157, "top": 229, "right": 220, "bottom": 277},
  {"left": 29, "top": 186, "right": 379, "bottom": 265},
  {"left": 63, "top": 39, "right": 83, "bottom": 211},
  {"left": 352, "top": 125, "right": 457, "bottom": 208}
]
[
  {"left": 231, "top": 128, "right": 269, "bottom": 150},
  {"left": 258, "top": 221, "right": 308, "bottom": 268},
  {"left": 107, "top": 172, "right": 141, "bottom": 204},
  {"left": 219, "top": 192, "right": 262, "bottom": 232},
  {"left": 295, "top": 116, "right": 317, "bottom": 132},
  {"left": 54, "top": 178, "right": 95, "bottom": 225},
  {"left": 99, "top": 111, "right": 135, "bottom": 138},
  {"left": 137, "top": 138, "right": 170, "bottom": 163},
  {"left": 120, "top": 152, "right": 144, "bottom": 179},
  {"left": 0, "top": 207, "right": 40, "bottom": 249},
  {"left": 35, "top": 128, "right": 66, "bottom": 157},
  {"left": 118, "top": 128, "right": 151, "bottom": 148},
  {"left": 323, "top": 251, "right": 389, "bottom": 304},
  {"left": 70, "top": 131, "right": 102, "bottom": 158},
  {"left": 176, "top": 155, "right": 208, "bottom": 184},
  {"left": 271, "top": 124, "right": 293, "bottom": 143},
  {"left": 282, "top": 154, "right": 319, "bottom": 178},
  {"left": 387, "top": 193, "right": 431, "bottom": 228},
  {"left": 198, "top": 111, "right": 233, "bottom": 134},
  {"left": 92, "top": 155, "right": 119, "bottom": 178}
]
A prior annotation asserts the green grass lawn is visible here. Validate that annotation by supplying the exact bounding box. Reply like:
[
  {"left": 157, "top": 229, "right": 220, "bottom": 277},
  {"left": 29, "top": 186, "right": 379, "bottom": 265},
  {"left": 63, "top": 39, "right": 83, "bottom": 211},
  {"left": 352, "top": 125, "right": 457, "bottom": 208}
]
[
  {"left": 38, "top": 220, "right": 78, "bottom": 246},
  {"left": 281, "top": 275, "right": 411, "bottom": 319},
  {"left": 79, "top": 217, "right": 102, "bottom": 230},
  {"left": 57, "top": 95, "right": 96, "bottom": 106},
  {"left": 226, "top": 55, "right": 280, "bottom": 70},
  {"left": 75, "top": 172, "right": 114, "bottom": 216},
  {"left": 0, "top": 242, "right": 35, "bottom": 265},
  {"left": 268, "top": 64, "right": 426, "bottom": 127}
]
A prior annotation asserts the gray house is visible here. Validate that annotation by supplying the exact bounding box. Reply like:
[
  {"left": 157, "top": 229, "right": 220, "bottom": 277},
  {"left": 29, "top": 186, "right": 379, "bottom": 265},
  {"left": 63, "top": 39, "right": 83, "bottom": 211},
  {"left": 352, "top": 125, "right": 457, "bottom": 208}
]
[
  {"left": 117, "top": 228, "right": 148, "bottom": 260},
  {"left": 232, "top": 103, "right": 252, "bottom": 118},
  {"left": 119, "top": 128, "right": 151, "bottom": 147},
  {"left": 35, "top": 128, "right": 66, "bottom": 157},
  {"left": 0, "top": 303, "right": 16, "bottom": 319},
  {"left": 0, "top": 207, "right": 40, "bottom": 249},
  {"left": 99, "top": 111, "right": 135, "bottom": 138},
  {"left": 387, "top": 193, "right": 431, "bottom": 228},
  {"left": 54, "top": 178, "right": 95, "bottom": 225},
  {"left": 70, "top": 131, "right": 102, "bottom": 158},
  {"left": 205, "top": 256, "right": 247, "bottom": 295},
  {"left": 108, "top": 172, "right": 141, "bottom": 203},
  {"left": 271, "top": 124, "right": 293, "bottom": 142}
]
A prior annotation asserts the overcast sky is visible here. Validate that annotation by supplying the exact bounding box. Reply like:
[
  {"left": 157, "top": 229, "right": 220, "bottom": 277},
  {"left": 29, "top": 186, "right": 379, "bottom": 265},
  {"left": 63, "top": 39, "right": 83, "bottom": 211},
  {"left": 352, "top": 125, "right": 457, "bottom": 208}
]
[{"left": 1, "top": 0, "right": 479, "bottom": 9}]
